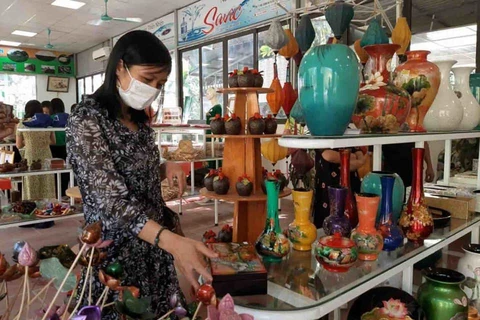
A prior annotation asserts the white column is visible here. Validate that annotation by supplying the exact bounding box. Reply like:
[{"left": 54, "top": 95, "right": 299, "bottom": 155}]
[
  {"left": 373, "top": 144, "right": 382, "bottom": 171},
  {"left": 56, "top": 173, "right": 61, "bottom": 202},
  {"left": 443, "top": 140, "right": 452, "bottom": 185},
  {"left": 402, "top": 266, "right": 413, "bottom": 295}
]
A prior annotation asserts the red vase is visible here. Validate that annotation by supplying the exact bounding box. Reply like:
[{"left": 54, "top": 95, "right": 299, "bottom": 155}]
[
  {"left": 399, "top": 148, "right": 433, "bottom": 245},
  {"left": 340, "top": 149, "right": 358, "bottom": 228},
  {"left": 352, "top": 44, "right": 412, "bottom": 133},
  {"left": 393, "top": 50, "right": 440, "bottom": 132}
]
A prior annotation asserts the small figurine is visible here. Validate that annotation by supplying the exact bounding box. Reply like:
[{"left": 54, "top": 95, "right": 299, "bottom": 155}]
[{"left": 16, "top": 159, "right": 28, "bottom": 172}]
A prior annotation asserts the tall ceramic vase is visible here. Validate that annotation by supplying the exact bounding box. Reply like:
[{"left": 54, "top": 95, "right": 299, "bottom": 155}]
[
  {"left": 454, "top": 66, "right": 480, "bottom": 130},
  {"left": 256, "top": 180, "right": 290, "bottom": 262},
  {"left": 288, "top": 189, "right": 317, "bottom": 251},
  {"left": 378, "top": 176, "right": 404, "bottom": 251},
  {"left": 417, "top": 268, "right": 468, "bottom": 320},
  {"left": 423, "top": 60, "right": 464, "bottom": 131},
  {"left": 298, "top": 44, "right": 361, "bottom": 136},
  {"left": 393, "top": 50, "right": 441, "bottom": 132},
  {"left": 352, "top": 44, "right": 412, "bottom": 133},
  {"left": 340, "top": 149, "right": 358, "bottom": 228},
  {"left": 399, "top": 148, "right": 433, "bottom": 244},
  {"left": 458, "top": 244, "right": 480, "bottom": 302},
  {"left": 323, "top": 186, "right": 351, "bottom": 237},
  {"left": 351, "top": 193, "right": 383, "bottom": 261}
]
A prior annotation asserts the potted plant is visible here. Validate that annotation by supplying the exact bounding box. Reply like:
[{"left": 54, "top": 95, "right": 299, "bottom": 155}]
[
  {"left": 224, "top": 113, "right": 242, "bottom": 135},
  {"left": 210, "top": 114, "right": 225, "bottom": 134},
  {"left": 203, "top": 169, "right": 217, "bottom": 191},
  {"left": 248, "top": 113, "right": 265, "bottom": 135},
  {"left": 213, "top": 172, "right": 230, "bottom": 195},
  {"left": 236, "top": 174, "right": 253, "bottom": 196}
]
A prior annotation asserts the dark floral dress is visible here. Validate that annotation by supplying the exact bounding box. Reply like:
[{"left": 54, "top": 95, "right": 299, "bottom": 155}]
[{"left": 66, "top": 98, "right": 182, "bottom": 319}]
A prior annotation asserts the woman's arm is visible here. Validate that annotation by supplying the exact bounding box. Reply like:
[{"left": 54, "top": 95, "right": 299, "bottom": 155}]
[
  {"left": 350, "top": 150, "right": 367, "bottom": 171},
  {"left": 424, "top": 142, "right": 435, "bottom": 182},
  {"left": 322, "top": 149, "right": 365, "bottom": 171},
  {"left": 16, "top": 131, "right": 24, "bottom": 149},
  {"left": 50, "top": 132, "right": 56, "bottom": 145}
]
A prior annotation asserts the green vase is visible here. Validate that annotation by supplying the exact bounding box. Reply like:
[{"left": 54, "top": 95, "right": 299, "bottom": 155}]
[
  {"left": 255, "top": 180, "right": 290, "bottom": 262},
  {"left": 417, "top": 268, "right": 468, "bottom": 320}
]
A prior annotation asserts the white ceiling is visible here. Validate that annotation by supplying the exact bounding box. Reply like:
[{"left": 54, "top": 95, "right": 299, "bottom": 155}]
[{"left": 0, "top": 0, "right": 194, "bottom": 53}]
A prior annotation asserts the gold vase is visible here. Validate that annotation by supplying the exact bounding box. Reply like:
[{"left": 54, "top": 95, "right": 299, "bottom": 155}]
[{"left": 288, "top": 189, "right": 317, "bottom": 251}]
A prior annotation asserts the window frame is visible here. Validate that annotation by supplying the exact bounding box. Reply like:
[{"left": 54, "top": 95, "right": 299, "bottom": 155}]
[{"left": 76, "top": 71, "right": 105, "bottom": 103}]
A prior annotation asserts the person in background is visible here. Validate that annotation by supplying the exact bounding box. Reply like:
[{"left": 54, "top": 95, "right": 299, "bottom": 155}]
[
  {"left": 70, "top": 103, "right": 77, "bottom": 113},
  {"left": 41, "top": 100, "right": 52, "bottom": 115},
  {"left": 313, "top": 148, "right": 366, "bottom": 228},
  {"left": 50, "top": 98, "right": 68, "bottom": 196}
]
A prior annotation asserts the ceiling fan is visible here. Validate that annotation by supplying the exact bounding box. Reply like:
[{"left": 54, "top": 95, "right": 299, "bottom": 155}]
[
  {"left": 88, "top": 0, "right": 143, "bottom": 26},
  {"left": 45, "top": 28, "right": 54, "bottom": 49}
]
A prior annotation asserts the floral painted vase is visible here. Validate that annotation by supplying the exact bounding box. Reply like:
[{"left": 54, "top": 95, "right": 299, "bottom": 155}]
[
  {"left": 399, "top": 148, "right": 433, "bottom": 245},
  {"left": 298, "top": 44, "right": 361, "bottom": 136},
  {"left": 458, "top": 244, "right": 480, "bottom": 302},
  {"left": 340, "top": 149, "right": 358, "bottom": 228},
  {"left": 352, "top": 44, "right": 412, "bottom": 133},
  {"left": 423, "top": 60, "right": 464, "bottom": 131},
  {"left": 378, "top": 176, "right": 404, "bottom": 252},
  {"left": 323, "top": 186, "right": 352, "bottom": 237},
  {"left": 393, "top": 50, "right": 440, "bottom": 132},
  {"left": 417, "top": 268, "right": 468, "bottom": 320},
  {"left": 454, "top": 67, "right": 480, "bottom": 130},
  {"left": 351, "top": 193, "right": 383, "bottom": 261},
  {"left": 288, "top": 189, "right": 317, "bottom": 251},
  {"left": 255, "top": 180, "right": 290, "bottom": 262}
]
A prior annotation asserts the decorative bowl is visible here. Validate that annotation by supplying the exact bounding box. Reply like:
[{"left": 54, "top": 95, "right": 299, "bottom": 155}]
[{"left": 314, "top": 232, "right": 358, "bottom": 272}]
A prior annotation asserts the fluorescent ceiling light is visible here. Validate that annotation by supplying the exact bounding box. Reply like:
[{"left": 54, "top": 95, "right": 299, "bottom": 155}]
[
  {"left": 51, "top": 0, "right": 86, "bottom": 10},
  {"left": 435, "top": 35, "right": 477, "bottom": 48},
  {"left": 426, "top": 26, "right": 475, "bottom": 41},
  {"left": 12, "top": 30, "right": 37, "bottom": 37},
  {"left": 0, "top": 40, "right": 21, "bottom": 47}
]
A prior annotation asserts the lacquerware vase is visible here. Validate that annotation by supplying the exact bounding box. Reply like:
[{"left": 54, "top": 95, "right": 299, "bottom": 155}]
[
  {"left": 378, "top": 176, "right": 404, "bottom": 251},
  {"left": 399, "top": 148, "right": 433, "bottom": 245},
  {"left": 351, "top": 193, "right": 383, "bottom": 261},
  {"left": 352, "top": 44, "right": 412, "bottom": 133},
  {"left": 255, "top": 180, "right": 290, "bottom": 262},
  {"left": 454, "top": 67, "right": 480, "bottom": 130},
  {"left": 393, "top": 50, "right": 441, "bottom": 132},
  {"left": 340, "top": 149, "right": 358, "bottom": 228},
  {"left": 457, "top": 244, "right": 480, "bottom": 302},
  {"left": 423, "top": 60, "right": 464, "bottom": 131},
  {"left": 288, "top": 189, "right": 317, "bottom": 251},
  {"left": 361, "top": 171, "right": 405, "bottom": 223},
  {"left": 323, "top": 186, "right": 351, "bottom": 237},
  {"left": 298, "top": 44, "right": 361, "bottom": 136},
  {"left": 417, "top": 268, "right": 468, "bottom": 320}
]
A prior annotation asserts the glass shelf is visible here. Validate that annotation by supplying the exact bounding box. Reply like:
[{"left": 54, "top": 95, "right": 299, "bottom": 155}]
[{"left": 234, "top": 214, "right": 480, "bottom": 312}]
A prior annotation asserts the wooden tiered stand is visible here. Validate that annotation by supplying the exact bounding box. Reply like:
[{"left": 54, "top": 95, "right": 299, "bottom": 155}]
[{"left": 200, "top": 88, "right": 291, "bottom": 243}]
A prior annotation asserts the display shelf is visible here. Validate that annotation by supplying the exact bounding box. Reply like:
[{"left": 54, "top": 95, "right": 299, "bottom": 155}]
[
  {"left": 200, "top": 187, "right": 291, "bottom": 202},
  {"left": 234, "top": 215, "right": 480, "bottom": 319},
  {"left": 279, "top": 131, "right": 480, "bottom": 149},
  {"left": 208, "top": 134, "right": 283, "bottom": 139},
  {"left": 0, "top": 212, "right": 83, "bottom": 230},
  {"left": 217, "top": 87, "right": 274, "bottom": 94},
  {"left": 17, "top": 127, "right": 65, "bottom": 132}
]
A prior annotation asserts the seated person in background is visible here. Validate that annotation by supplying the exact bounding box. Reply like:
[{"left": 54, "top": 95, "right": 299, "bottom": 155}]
[{"left": 41, "top": 100, "right": 52, "bottom": 115}]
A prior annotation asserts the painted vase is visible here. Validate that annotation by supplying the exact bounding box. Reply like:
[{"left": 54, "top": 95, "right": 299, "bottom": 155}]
[
  {"left": 352, "top": 44, "right": 412, "bottom": 133},
  {"left": 314, "top": 232, "right": 358, "bottom": 273},
  {"left": 298, "top": 44, "right": 361, "bottom": 136},
  {"left": 471, "top": 73, "right": 480, "bottom": 103},
  {"left": 423, "top": 60, "right": 464, "bottom": 131},
  {"left": 361, "top": 171, "right": 405, "bottom": 223},
  {"left": 255, "top": 180, "right": 290, "bottom": 262},
  {"left": 323, "top": 186, "right": 352, "bottom": 237},
  {"left": 399, "top": 148, "right": 433, "bottom": 244},
  {"left": 351, "top": 193, "right": 383, "bottom": 261},
  {"left": 340, "top": 149, "right": 358, "bottom": 228},
  {"left": 288, "top": 189, "right": 317, "bottom": 251},
  {"left": 458, "top": 244, "right": 480, "bottom": 302},
  {"left": 454, "top": 67, "right": 480, "bottom": 130},
  {"left": 393, "top": 50, "right": 441, "bottom": 132},
  {"left": 378, "top": 175, "right": 404, "bottom": 251},
  {"left": 417, "top": 268, "right": 468, "bottom": 320}
]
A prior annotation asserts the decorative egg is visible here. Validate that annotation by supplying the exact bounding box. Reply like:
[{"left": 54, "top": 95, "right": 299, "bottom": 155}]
[
  {"left": 18, "top": 242, "right": 37, "bottom": 267},
  {"left": 81, "top": 221, "right": 102, "bottom": 244}
]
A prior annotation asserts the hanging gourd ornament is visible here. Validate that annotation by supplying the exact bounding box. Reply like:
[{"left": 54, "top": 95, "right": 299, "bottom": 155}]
[
  {"left": 325, "top": 0, "right": 354, "bottom": 40},
  {"left": 266, "top": 65, "right": 284, "bottom": 116},
  {"left": 261, "top": 139, "right": 288, "bottom": 166},
  {"left": 279, "top": 29, "right": 299, "bottom": 59},
  {"left": 282, "top": 77, "right": 297, "bottom": 117},
  {"left": 295, "top": 15, "right": 316, "bottom": 54},
  {"left": 391, "top": 17, "right": 412, "bottom": 55},
  {"left": 360, "top": 19, "right": 389, "bottom": 47},
  {"left": 265, "top": 20, "right": 289, "bottom": 53},
  {"left": 354, "top": 39, "right": 369, "bottom": 64}
]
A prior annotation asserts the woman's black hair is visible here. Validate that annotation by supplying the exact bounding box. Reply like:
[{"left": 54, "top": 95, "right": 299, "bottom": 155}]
[
  {"left": 41, "top": 100, "right": 52, "bottom": 114},
  {"left": 93, "top": 30, "right": 172, "bottom": 123},
  {"left": 51, "top": 98, "right": 65, "bottom": 114},
  {"left": 25, "top": 100, "right": 42, "bottom": 119}
]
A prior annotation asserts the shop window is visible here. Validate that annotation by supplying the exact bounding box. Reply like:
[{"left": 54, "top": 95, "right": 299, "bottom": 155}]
[
  {"left": 202, "top": 42, "right": 224, "bottom": 119},
  {"left": 76, "top": 72, "right": 105, "bottom": 103},
  {"left": 92, "top": 74, "right": 103, "bottom": 92},
  {"left": 164, "top": 52, "right": 177, "bottom": 108},
  {"left": 0, "top": 74, "right": 36, "bottom": 119},
  {"left": 77, "top": 78, "right": 84, "bottom": 103},
  {"left": 182, "top": 49, "right": 201, "bottom": 121}
]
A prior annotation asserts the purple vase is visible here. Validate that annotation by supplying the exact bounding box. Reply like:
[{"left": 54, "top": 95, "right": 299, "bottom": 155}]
[
  {"left": 378, "top": 176, "right": 404, "bottom": 251},
  {"left": 323, "top": 186, "right": 352, "bottom": 237}
]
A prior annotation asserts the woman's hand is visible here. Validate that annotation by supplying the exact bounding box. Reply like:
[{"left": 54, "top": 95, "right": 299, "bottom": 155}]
[
  {"left": 161, "top": 231, "right": 218, "bottom": 291},
  {"left": 425, "top": 165, "right": 435, "bottom": 182},
  {"left": 164, "top": 162, "right": 186, "bottom": 197}
]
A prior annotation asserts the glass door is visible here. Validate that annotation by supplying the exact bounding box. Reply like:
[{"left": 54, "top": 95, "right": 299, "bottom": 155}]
[
  {"left": 181, "top": 49, "right": 201, "bottom": 121},
  {"left": 202, "top": 42, "right": 224, "bottom": 120}
]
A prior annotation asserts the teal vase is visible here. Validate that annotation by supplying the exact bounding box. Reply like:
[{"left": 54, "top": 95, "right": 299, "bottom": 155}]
[
  {"left": 361, "top": 171, "right": 405, "bottom": 223},
  {"left": 298, "top": 44, "right": 361, "bottom": 136},
  {"left": 255, "top": 180, "right": 290, "bottom": 262}
]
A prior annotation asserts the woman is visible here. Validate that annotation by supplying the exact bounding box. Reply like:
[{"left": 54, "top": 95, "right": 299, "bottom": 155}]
[
  {"left": 41, "top": 100, "right": 52, "bottom": 115},
  {"left": 66, "top": 30, "right": 216, "bottom": 319},
  {"left": 16, "top": 100, "right": 56, "bottom": 200},
  {"left": 50, "top": 98, "right": 68, "bottom": 196}
]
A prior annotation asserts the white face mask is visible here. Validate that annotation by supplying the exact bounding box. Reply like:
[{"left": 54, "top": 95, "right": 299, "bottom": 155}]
[{"left": 118, "top": 66, "right": 161, "bottom": 110}]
